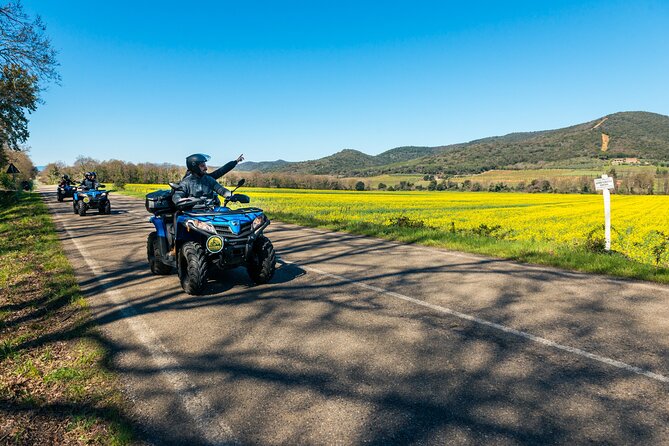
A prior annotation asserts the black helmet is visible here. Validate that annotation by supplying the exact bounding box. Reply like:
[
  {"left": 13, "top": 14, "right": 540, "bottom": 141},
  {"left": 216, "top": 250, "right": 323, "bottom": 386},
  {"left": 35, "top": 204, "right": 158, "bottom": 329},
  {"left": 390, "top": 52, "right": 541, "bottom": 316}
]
[
  {"left": 186, "top": 153, "right": 211, "bottom": 176},
  {"left": 90, "top": 171, "right": 97, "bottom": 179},
  {"left": 84, "top": 172, "right": 91, "bottom": 178},
  {"left": 62, "top": 174, "right": 70, "bottom": 180}
]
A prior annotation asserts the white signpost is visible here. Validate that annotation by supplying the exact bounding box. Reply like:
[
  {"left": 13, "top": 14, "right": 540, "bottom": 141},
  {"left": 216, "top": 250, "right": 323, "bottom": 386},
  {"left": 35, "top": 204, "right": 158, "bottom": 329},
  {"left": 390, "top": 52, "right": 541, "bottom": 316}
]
[{"left": 594, "top": 174, "right": 615, "bottom": 251}]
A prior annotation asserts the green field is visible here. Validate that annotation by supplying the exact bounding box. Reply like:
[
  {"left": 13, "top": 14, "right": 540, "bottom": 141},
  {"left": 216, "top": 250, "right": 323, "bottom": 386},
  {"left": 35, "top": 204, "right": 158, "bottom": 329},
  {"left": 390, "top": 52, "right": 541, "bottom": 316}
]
[
  {"left": 328, "top": 166, "right": 665, "bottom": 191},
  {"left": 122, "top": 184, "right": 669, "bottom": 283},
  {"left": 454, "top": 166, "right": 658, "bottom": 184},
  {"left": 341, "top": 174, "right": 429, "bottom": 188}
]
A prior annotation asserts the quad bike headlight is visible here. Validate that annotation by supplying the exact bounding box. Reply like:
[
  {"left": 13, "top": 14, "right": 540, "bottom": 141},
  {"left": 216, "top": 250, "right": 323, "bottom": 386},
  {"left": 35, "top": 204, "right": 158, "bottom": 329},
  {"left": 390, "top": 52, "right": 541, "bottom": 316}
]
[
  {"left": 252, "top": 215, "right": 267, "bottom": 231},
  {"left": 186, "top": 219, "right": 216, "bottom": 234},
  {"left": 83, "top": 196, "right": 90, "bottom": 203}
]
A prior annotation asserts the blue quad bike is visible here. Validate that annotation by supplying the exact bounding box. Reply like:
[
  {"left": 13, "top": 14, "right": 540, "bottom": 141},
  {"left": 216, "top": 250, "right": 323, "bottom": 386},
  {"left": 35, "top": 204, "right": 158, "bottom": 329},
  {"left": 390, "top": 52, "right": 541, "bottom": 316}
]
[
  {"left": 73, "top": 185, "right": 112, "bottom": 216},
  {"left": 57, "top": 183, "right": 77, "bottom": 202},
  {"left": 145, "top": 179, "right": 276, "bottom": 295}
]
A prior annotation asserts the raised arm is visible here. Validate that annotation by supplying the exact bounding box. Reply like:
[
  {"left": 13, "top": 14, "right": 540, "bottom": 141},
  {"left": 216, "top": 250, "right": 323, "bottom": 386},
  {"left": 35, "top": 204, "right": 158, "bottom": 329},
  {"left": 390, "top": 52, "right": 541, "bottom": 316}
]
[
  {"left": 209, "top": 160, "right": 238, "bottom": 180},
  {"left": 209, "top": 154, "right": 244, "bottom": 179}
]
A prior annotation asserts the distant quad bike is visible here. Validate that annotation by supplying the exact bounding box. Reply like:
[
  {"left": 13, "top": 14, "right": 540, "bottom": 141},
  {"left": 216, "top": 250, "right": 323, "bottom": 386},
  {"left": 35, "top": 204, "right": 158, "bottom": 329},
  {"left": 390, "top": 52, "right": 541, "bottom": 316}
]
[
  {"left": 73, "top": 185, "right": 112, "bottom": 216},
  {"left": 57, "top": 183, "right": 77, "bottom": 201},
  {"left": 145, "top": 179, "right": 276, "bottom": 295}
]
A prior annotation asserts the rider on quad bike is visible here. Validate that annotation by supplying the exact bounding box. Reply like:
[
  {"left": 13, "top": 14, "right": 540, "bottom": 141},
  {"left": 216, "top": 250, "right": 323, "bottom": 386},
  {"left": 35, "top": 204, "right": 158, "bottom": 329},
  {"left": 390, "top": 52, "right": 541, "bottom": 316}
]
[
  {"left": 165, "top": 153, "right": 245, "bottom": 253},
  {"left": 145, "top": 152, "right": 276, "bottom": 295},
  {"left": 172, "top": 153, "right": 245, "bottom": 205},
  {"left": 80, "top": 172, "right": 100, "bottom": 190},
  {"left": 59, "top": 174, "right": 74, "bottom": 187},
  {"left": 57, "top": 174, "right": 76, "bottom": 202},
  {"left": 73, "top": 172, "right": 112, "bottom": 216}
]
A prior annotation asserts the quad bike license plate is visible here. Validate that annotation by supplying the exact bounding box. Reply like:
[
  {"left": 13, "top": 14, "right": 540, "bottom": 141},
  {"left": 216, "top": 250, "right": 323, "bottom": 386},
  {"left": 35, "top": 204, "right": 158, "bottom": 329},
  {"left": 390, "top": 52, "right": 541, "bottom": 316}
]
[{"left": 206, "top": 235, "right": 224, "bottom": 253}]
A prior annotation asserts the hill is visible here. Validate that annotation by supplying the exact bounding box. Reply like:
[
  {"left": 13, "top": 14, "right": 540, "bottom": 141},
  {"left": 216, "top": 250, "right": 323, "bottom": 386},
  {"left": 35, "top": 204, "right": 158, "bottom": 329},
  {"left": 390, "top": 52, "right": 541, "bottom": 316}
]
[
  {"left": 390, "top": 111, "right": 669, "bottom": 175},
  {"left": 246, "top": 111, "right": 669, "bottom": 176},
  {"left": 236, "top": 160, "right": 290, "bottom": 171}
]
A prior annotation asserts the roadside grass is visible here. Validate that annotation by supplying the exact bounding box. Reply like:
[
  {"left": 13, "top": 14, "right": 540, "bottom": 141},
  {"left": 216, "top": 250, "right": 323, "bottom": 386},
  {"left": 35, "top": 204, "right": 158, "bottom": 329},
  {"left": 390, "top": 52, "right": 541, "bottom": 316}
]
[
  {"left": 0, "top": 191, "right": 136, "bottom": 445},
  {"left": 118, "top": 185, "right": 669, "bottom": 284},
  {"left": 265, "top": 210, "right": 669, "bottom": 283}
]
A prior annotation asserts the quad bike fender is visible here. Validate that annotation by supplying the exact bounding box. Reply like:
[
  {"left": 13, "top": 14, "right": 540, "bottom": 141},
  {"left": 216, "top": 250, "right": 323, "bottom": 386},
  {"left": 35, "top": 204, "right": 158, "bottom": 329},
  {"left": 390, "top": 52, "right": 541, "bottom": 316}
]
[{"left": 149, "top": 216, "right": 172, "bottom": 260}]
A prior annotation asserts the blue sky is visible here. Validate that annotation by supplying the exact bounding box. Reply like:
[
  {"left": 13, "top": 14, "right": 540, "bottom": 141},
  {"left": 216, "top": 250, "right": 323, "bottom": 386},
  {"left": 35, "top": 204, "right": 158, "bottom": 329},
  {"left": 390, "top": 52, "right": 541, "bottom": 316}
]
[{"left": 22, "top": 0, "right": 669, "bottom": 166}]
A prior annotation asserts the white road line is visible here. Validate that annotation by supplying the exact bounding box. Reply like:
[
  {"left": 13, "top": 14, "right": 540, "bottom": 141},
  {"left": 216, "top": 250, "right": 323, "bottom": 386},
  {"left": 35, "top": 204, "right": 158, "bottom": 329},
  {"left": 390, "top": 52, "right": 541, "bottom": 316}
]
[
  {"left": 279, "top": 258, "right": 669, "bottom": 384},
  {"left": 43, "top": 192, "right": 239, "bottom": 446}
]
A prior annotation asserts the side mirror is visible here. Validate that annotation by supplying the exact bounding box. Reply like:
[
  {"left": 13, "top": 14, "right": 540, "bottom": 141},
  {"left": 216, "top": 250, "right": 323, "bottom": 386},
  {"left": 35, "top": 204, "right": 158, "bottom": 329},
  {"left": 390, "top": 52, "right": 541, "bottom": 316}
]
[
  {"left": 237, "top": 179, "right": 245, "bottom": 187},
  {"left": 99, "top": 184, "right": 106, "bottom": 189}
]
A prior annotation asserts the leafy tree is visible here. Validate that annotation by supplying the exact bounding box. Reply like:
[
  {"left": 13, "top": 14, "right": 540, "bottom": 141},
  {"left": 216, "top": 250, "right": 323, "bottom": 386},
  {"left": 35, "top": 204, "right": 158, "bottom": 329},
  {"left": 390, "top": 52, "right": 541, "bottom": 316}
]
[
  {"left": 0, "top": 1, "right": 59, "bottom": 164},
  {"left": 0, "top": 65, "right": 37, "bottom": 157}
]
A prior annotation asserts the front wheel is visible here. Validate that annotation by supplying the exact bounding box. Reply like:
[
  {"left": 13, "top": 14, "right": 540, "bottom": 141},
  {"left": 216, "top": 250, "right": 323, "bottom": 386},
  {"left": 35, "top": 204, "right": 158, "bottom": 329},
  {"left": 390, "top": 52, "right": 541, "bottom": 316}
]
[
  {"left": 73, "top": 201, "right": 78, "bottom": 214},
  {"left": 179, "top": 242, "right": 208, "bottom": 295},
  {"left": 247, "top": 235, "right": 276, "bottom": 284},
  {"left": 147, "top": 232, "right": 172, "bottom": 275},
  {"left": 99, "top": 201, "right": 111, "bottom": 214},
  {"left": 57, "top": 191, "right": 64, "bottom": 202},
  {"left": 78, "top": 202, "right": 87, "bottom": 216}
]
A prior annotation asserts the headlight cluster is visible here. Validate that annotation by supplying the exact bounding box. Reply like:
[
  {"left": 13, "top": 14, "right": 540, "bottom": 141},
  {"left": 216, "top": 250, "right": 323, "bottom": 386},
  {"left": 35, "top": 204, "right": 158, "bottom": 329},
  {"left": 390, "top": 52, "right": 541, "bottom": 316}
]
[
  {"left": 187, "top": 219, "right": 216, "bottom": 234},
  {"left": 252, "top": 215, "right": 267, "bottom": 231},
  {"left": 83, "top": 196, "right": 90, "bottom": 203}
]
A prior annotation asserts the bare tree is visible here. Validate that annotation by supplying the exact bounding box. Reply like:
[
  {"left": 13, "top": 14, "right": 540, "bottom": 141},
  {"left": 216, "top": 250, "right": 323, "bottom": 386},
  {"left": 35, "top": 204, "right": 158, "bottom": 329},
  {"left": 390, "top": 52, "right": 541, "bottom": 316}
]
[{"left": 0, "top": 1, "right": 59, "bottom": 87}]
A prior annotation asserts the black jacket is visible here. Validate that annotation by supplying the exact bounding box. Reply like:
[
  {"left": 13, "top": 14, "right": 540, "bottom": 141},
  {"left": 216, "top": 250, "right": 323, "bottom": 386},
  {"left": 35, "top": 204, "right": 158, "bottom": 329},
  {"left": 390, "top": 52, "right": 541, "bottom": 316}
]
[
  {"left": 80, "top": 179, "right": 99, "bottom": 190},
  {"left": 172, "top": 160, "right": 238, "bottom": 204}
]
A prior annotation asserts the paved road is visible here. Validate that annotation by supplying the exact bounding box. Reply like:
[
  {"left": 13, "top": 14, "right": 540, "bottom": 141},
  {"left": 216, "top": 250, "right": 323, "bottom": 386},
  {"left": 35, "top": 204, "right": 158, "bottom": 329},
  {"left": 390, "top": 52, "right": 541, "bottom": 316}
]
[{"left": 42, "top": 186, "right": 669, "bottom": 445}]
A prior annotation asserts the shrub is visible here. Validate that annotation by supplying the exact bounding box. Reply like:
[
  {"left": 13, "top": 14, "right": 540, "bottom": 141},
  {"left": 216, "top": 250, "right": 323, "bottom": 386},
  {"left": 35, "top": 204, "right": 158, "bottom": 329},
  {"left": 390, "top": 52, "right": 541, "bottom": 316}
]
[
  {"left": 585, "top": 226, "right": 607, "bottom": 253},
  {"left": 388, "top": 215, "right": 430, "bottom": 229}
]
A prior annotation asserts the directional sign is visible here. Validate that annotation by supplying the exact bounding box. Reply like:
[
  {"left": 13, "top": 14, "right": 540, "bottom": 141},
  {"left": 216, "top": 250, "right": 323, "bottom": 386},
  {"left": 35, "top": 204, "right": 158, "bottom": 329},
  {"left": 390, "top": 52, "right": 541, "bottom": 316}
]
[
  {"left": 594, "top": 175, "right": 614, "bottom": 251},
  {"left": 5, "top": 163, "right": 20, "bottom": 174},
  {"left": 594, "top": 176, "right": 614, "bottom": 191}
]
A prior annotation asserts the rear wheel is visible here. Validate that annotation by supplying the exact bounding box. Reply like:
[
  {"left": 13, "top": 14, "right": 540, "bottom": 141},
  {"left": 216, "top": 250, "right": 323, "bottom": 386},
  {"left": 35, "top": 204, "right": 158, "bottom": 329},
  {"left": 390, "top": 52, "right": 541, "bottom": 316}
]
[
  {"left": 179, "top": 242, "right": 208, "bottom": 295},
  {"left": 247, "top": 235, "right": 276, "bottom": 284},
  {"left": 147, "top": 232, "right": 172, "bottom": 275}
]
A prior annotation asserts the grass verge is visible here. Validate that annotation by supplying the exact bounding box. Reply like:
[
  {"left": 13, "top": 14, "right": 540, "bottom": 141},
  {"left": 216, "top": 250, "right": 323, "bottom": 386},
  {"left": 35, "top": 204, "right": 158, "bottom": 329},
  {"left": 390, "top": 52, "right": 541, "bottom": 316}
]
[
  {"left": 118, "top": 187, "right": 669, "bottom": 284},
  {"left": 0, "top": 191, "right": 136, "bottom": 445},
  {"left": 266, "top": 211, "right": 669, "bottom": 283}
]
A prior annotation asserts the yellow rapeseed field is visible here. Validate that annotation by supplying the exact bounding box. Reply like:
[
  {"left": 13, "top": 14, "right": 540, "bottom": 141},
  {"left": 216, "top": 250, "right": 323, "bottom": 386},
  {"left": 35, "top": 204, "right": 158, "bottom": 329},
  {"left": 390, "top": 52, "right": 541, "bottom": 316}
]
[{"left": 124, "top": 184, "right": 669, "bottom": 267}]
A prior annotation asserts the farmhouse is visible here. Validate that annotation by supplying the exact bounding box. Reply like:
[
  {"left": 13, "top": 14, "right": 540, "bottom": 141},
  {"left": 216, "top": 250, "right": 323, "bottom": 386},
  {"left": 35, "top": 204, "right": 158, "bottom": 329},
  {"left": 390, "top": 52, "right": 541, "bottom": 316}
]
[{"left": 611, "top": 157, "right": 640, "bottom": 165}]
